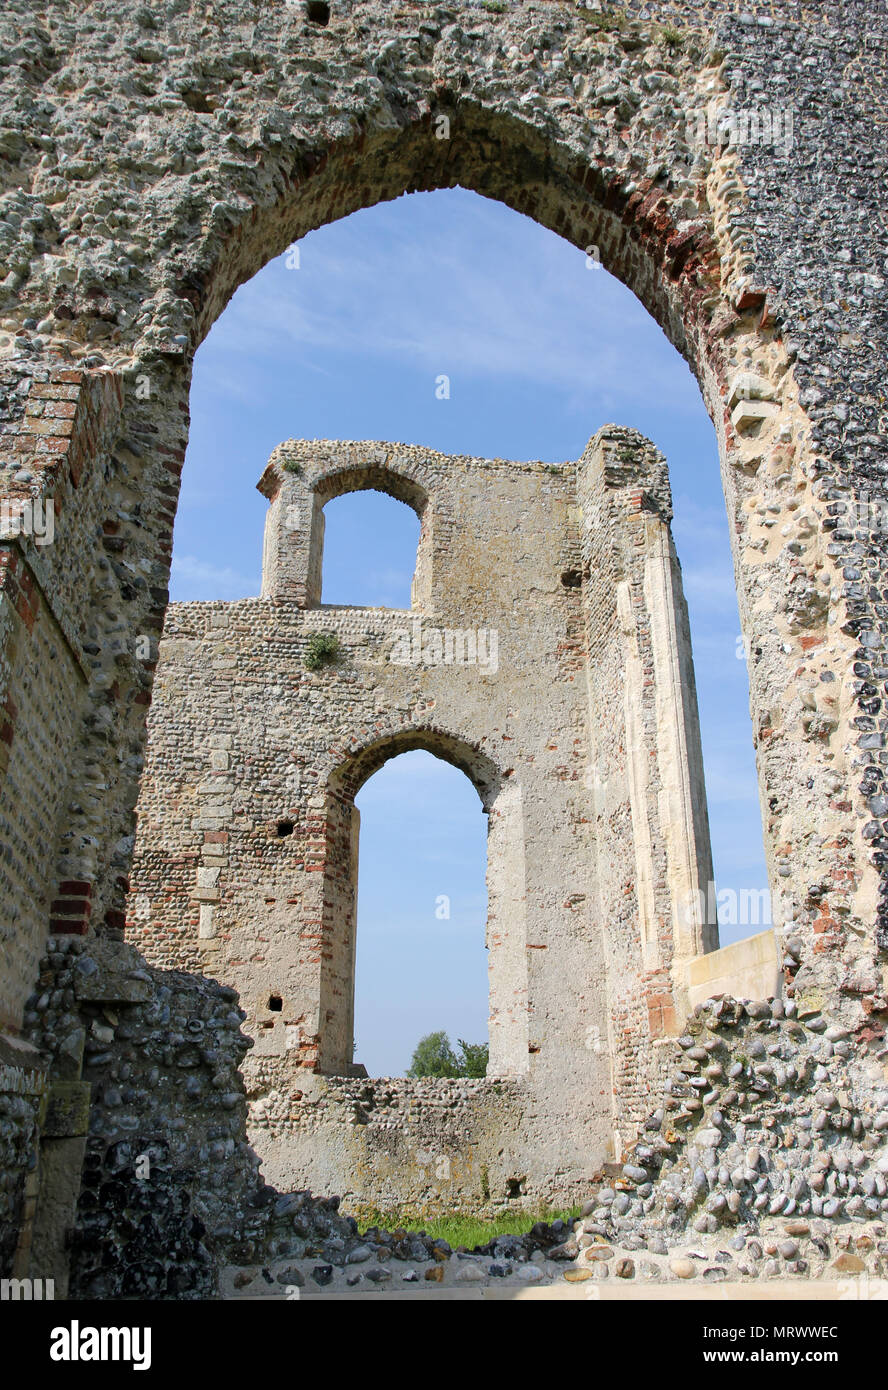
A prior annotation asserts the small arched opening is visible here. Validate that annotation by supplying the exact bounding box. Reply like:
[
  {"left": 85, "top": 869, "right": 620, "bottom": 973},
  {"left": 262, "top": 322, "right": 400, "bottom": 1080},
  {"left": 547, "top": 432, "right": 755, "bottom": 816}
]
[
  {"left": 317, "top": 728, "right": 528, "bottom": 1079},
  {"left": 314, "top": 464, "right": 429, "bottom": 610}
]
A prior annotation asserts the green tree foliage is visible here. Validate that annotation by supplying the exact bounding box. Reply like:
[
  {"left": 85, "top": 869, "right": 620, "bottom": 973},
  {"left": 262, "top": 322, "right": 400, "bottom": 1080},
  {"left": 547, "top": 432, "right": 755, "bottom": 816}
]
[
  {"left": 407, "top": 1031, "right": 488, "bottom": 1079},
  {"left": 456, "top": 1038, "right": 488, "bottom": 1078}
]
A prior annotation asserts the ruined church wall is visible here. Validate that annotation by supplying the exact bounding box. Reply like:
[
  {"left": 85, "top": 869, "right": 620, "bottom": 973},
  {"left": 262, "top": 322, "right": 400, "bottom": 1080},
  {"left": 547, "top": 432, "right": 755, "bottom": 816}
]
[
  {"left": 0, "top": 369, "right": 125, "bottom": 1032},
  {"left": 129, "top": 440, "right": 617, "bottom": 1204},
  {"left": 126, "top": 430, "right": 715, "bottom": 1207},
  {"left": 576, "top": 427, "right": 719, "bottom": 1147},
  {"left": 0, "top": 0, "right": 884, "bottom": 1283}
]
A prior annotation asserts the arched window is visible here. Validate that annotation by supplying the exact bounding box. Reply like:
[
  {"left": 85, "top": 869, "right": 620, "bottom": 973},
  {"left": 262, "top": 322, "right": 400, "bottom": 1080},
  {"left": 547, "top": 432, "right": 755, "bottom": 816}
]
[
  {"left": 351, "top": 750, "right": 488, "bottom": 1078},
  {"left": 317, "top": 729, "right": 527, "bottom": 1080},
  {"left": 320, "top": 490, "right": 419, "bottom": 609}
]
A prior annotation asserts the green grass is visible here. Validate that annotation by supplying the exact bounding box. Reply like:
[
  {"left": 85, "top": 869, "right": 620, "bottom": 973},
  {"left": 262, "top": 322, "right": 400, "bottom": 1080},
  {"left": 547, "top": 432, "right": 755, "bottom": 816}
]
[
  {"left": 351, "top": 1204, "right": 581, "bottom": 1252},
  {"left": 578, "top": 8, "right": 627, "bottom": 33},
  {"left": 658, "top": 24, "right": 684, "bottom": 47}
]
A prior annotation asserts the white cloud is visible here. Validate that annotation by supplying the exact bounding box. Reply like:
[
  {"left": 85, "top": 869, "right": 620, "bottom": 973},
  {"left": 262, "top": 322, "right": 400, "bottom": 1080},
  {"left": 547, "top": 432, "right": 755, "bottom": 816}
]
[{"left": 170, "top": 554, "right": 260, "bottom": 601}]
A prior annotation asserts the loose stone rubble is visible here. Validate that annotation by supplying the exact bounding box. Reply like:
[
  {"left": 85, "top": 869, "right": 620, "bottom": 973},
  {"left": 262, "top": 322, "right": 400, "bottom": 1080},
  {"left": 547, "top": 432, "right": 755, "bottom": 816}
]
[{"left": 18, "top": 927, "right": 888, "bottom": 1295}]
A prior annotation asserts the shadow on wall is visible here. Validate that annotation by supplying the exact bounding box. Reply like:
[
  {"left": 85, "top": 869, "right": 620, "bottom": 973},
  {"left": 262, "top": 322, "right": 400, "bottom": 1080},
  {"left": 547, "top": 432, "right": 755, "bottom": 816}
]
[{"left": 22, "top": 934, "right": 347, "bottom": 1298}]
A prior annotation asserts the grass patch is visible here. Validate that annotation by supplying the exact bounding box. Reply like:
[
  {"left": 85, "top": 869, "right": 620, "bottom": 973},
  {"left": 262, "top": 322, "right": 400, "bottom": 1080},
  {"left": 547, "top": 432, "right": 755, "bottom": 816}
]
[
  {"left": 658, "top": 23, "right": 684, "bottom": 48},
  {"left": 350, "top": 1204, "right": 580, "bottom": 1251},
  {"left": 579, "top": 7, "right": 627, "bottom": 34}
]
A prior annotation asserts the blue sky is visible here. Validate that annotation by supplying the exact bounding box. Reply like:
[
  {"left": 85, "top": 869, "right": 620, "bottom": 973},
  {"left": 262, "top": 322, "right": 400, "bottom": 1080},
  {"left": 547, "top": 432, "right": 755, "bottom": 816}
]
[{"left": 175, "top": 187, "right": 767, "bottom": 1076}]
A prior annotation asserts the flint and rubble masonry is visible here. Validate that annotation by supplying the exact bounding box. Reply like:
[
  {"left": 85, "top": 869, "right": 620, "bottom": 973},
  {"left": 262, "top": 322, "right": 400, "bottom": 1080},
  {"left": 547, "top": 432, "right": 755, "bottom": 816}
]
[
  {"left": 0, "top": 0, "right": 884, "bottom": 1285},
  {"left": 127, "top": 430, "right": 715, "bottom": 1211}
]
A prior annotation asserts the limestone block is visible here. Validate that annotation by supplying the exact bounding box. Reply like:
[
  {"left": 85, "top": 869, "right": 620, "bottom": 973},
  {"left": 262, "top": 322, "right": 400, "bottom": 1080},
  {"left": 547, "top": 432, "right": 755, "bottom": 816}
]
[
  {"left": 731, "top": 398, "right": 777, "bottom": 431},
  {"left": 686, "top": 929, "right": 780, "bottom": 1010}
]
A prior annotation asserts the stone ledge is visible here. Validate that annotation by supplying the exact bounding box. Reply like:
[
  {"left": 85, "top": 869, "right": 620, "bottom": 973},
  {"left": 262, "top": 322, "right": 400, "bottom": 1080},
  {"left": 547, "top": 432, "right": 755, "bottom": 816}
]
[
  {"left": 73, "top": 967, "right": 152, "bottom": 1005},
  {"left": 686, "top": 929, "right": 780, "bottom": 1010}
]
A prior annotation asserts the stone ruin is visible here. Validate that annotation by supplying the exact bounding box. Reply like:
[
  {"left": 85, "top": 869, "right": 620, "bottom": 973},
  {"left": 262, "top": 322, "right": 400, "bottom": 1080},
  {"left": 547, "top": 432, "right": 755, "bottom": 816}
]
[
  {"left": 126, "top": 426, "right": 718, "bottom": 1213},
  {"left": 0, "top": 0, "right": 886, "bottom": 1298}
]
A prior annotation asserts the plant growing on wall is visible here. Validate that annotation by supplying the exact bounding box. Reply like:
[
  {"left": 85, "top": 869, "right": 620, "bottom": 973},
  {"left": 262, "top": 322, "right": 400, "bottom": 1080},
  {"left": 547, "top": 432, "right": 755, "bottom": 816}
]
[{"left": 304, "top": 631, "right": 341, "bottom": 671}]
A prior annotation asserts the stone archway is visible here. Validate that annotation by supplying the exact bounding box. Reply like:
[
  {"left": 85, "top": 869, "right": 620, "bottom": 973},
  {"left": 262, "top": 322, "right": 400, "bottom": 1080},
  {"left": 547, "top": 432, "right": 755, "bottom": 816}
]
[
  {"left": 1, "top": 0, "right": 885, "bottom": 1289},
  {"left": 0, "top": 5, "right": 871, "bottom": 1047},
  {"left": 319, "top": 725, "right": 527, "bottom": 1079}
]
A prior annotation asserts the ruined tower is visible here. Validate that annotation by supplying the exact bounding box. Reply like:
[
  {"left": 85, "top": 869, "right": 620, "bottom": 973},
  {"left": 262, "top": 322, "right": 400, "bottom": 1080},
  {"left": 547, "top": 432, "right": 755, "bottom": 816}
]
[{"left": 126, "top": 427, "right": 718, "bottom": 1209}]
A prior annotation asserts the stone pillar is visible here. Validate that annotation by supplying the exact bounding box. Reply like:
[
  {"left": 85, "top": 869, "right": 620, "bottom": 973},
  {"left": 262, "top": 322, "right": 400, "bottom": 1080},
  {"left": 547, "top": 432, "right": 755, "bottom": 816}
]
[
  {"left": 486, "top": 779, "right": 529, "bottom": 1077},
  {"left": 316, "top": 791, "right": 360, "bottom": 1075},
  {"left": 344, "top": 804, "right": 360, "bottom": 1072},
  {"left": 257, "top": 451, "right": 324, "bottom": 606},
  {"left": 642, "top": 519, "right": 718, "bottom": 978},
  {"left": 580, "top": 425, "right": 717, "bottom": 1138}
]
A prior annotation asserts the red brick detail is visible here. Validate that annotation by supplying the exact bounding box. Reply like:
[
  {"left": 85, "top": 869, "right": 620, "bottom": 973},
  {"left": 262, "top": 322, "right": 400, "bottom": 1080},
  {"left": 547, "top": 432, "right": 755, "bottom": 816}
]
[
  {"left": 0, "top": 368, "right": 122, "bottom": 505},
  {"left": 59, "top": 879, "right": 93, "bottom": 897},
  {"left": 647, "top": 990, "right": 677, "bottom": 1040},
  {"left": 50, "top": 918, "right": 89, "bottom": 936},
  {"left": 50, "top": 898, "right": 92, "bottom": 919}
]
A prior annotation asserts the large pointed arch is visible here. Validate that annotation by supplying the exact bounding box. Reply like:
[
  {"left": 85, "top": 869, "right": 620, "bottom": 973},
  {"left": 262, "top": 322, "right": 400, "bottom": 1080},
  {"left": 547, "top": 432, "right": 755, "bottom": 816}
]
[{"left": 22, "top": 64, "right": 856, "bottom": 989}]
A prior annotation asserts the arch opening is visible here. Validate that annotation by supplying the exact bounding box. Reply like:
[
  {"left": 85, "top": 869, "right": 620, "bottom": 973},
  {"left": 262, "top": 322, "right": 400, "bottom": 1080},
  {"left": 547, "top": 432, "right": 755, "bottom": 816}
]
[
  {"left": 320, "top": 489, "right": 422, "bottom": 610},
  {"left": 120, "top": 123, "right": 778, "bottom": 1200},
  {"left": 318, "top": 731, "right": 527, "bottom": 1080},
  {"left": 175, "top": 181, "right": 768, "bottom": 953},
  {"left": 192, "top": 107, "right": 703, "bottom": 376},
  {"left": 350, "top": 750, "right": 489, "bottom": 1080}
]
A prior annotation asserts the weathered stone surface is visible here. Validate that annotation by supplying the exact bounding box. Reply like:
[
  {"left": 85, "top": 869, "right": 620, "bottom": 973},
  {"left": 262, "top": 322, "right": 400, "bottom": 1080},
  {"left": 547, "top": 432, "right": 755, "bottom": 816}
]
[
  {"left": 42, "top": 1082, "right": 90, "bottom": 1139},
  {"left": 126, "top": 427, "right": 713, "bottom": 1209},
  {"left": 0, "top": 0, "right": 884, "bottom": 1297}
]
